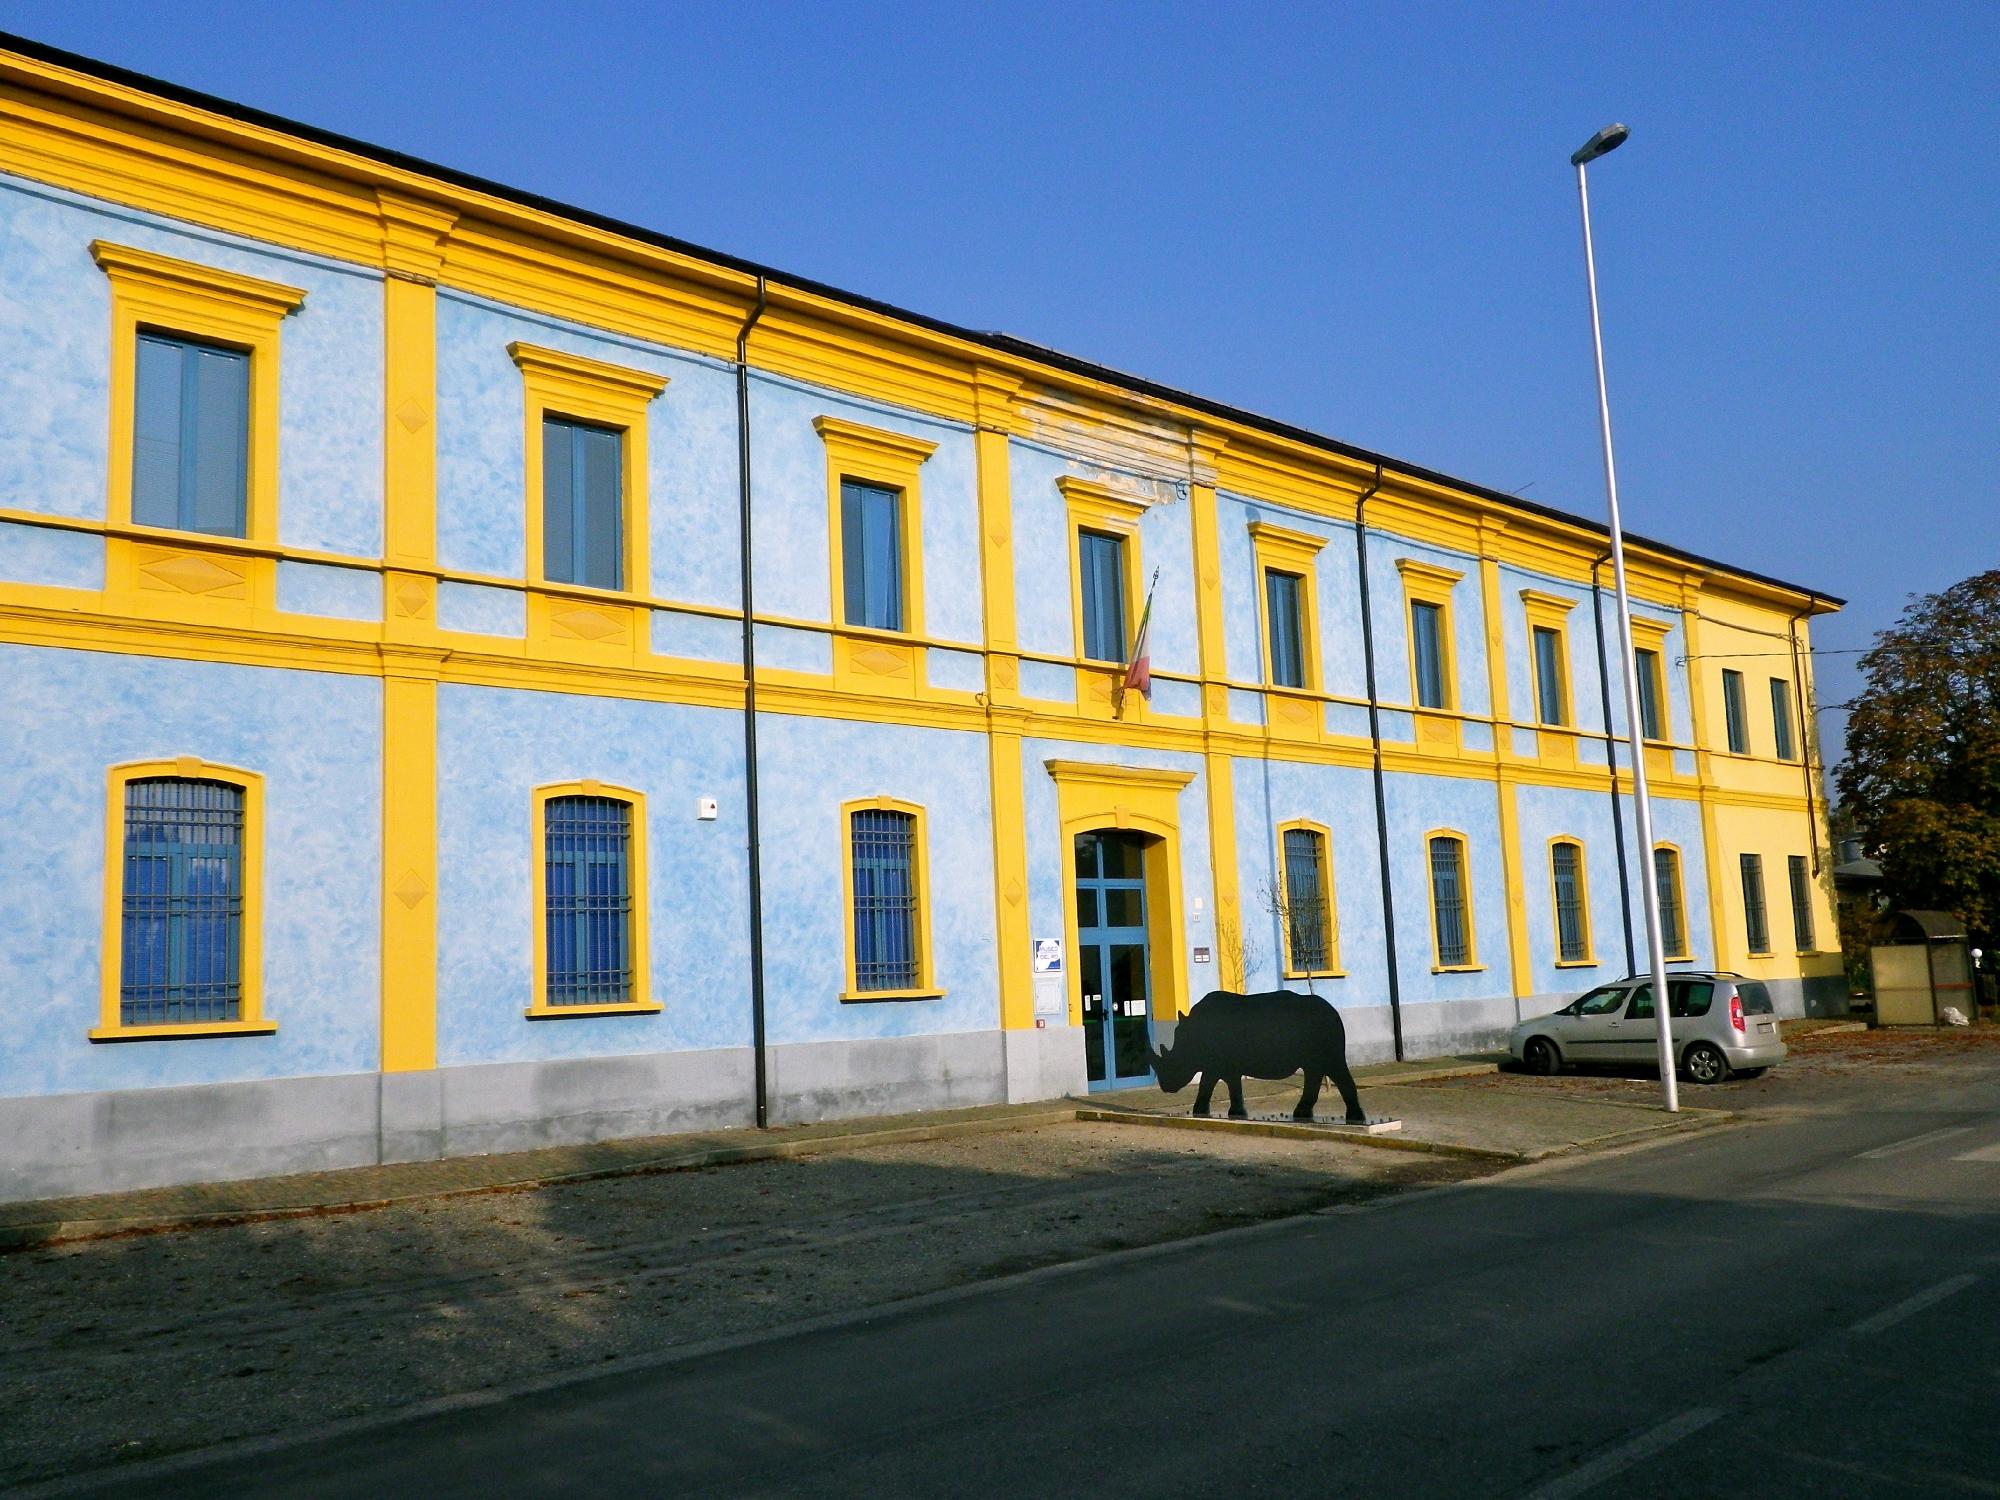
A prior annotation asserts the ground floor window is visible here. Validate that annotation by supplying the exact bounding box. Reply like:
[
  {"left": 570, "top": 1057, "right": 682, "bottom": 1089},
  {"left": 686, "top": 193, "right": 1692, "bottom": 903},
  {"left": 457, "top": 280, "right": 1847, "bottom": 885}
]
[{"left": 119, "top": 776, "right": 245, "bottom": 1025}]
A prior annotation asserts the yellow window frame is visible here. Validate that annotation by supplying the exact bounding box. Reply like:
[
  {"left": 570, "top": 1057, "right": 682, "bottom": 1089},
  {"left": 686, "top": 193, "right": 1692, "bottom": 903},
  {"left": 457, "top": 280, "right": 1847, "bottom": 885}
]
[
  {"left": 1425, "top": 828, "right": 1483, "bottom": 973},
  {"left": 94, "top": 757, "right": 274, "bottom": 1042},
  {"left": 1653, "top": 842, "right": 1692, "bottom": 960},
  {"left": 816, "top": 415, "right": 938, "bottom": 639},
  {"left": 528, "top": 780, "right": 658, "bottom": 1018},
  {"left": 1249, "top": 520, "right": 1328, "bottom": 692},
  {"left": 1058, "top": 476, "right": 1146, "bottom": 665},
  {"left": 92, "top": 240, "right": 305, "bottom": 546},
  {"left": 1275, "top": 818, "right": 1342, "bottom": 979},
  {"left": 1547, "top": 836, "right": 1597, "bottom": 968},
  {"left": 1628, "top": 614, "right": 1672, "bottom": 743},
  {"left": 1396, "top": 558, "right": 1462, "bottom": 712},
  {"left": 1521, "top": 589, "right": 1579, "bottom": 729},
  {"left": 839, "top": 795, "right": 944, "bottom": 1002},
  {"left": 510, "top": 342, "right": 668, "bottom": 596}
]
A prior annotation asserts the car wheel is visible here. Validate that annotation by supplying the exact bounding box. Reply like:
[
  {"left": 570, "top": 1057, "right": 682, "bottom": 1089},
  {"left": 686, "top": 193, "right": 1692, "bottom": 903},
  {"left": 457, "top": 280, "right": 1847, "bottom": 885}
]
[
  {"left": 1683, "top": 1041, "right": 1728, "bottom": 1084},
  {"left": 1523, "top": 1037, "right": 1562, "bottom": 1076}
]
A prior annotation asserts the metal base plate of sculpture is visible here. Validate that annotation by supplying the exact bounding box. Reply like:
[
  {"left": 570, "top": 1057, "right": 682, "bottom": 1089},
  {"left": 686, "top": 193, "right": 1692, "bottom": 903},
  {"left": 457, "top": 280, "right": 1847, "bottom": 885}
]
[{"left": 1147, "top": 988, "right": 1368, "bottom": 1123}]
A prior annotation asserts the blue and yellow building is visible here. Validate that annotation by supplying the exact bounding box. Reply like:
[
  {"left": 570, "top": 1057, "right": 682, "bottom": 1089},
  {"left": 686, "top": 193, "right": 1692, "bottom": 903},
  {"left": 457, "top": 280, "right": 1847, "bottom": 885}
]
[{"left": 0, "top": 36, "right": 1843, "bottom": 1197}]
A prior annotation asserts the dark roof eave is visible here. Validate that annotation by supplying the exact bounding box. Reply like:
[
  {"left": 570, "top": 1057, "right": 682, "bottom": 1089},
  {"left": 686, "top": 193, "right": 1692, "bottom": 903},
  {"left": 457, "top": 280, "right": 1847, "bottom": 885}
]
[{"left": 0, "top": 29, "right": 1844, "bottom": 610}]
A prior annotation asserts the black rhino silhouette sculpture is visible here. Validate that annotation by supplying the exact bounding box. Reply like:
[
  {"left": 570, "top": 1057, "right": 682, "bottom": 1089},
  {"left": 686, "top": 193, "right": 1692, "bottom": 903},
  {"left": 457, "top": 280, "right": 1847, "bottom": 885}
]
[{"left": 1147, "top": 988, "right": 1367, "bottom": 1123}]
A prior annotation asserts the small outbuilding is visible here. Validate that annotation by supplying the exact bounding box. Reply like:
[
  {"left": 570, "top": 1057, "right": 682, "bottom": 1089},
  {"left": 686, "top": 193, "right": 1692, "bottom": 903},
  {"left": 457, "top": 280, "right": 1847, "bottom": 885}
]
[{"left": 1869, "top": 910, "right": 1975, "bottom": 1026}]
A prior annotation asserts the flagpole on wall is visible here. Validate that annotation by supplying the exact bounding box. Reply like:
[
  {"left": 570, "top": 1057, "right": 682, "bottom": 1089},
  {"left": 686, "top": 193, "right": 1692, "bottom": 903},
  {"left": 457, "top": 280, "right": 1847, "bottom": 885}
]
[{"left": 1114, "top": 568, "right": 1160, "bottom": 720}]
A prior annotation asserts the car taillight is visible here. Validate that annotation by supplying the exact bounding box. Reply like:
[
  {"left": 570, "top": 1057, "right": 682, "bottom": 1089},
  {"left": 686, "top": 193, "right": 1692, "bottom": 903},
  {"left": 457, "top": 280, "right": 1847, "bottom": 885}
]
[{"left": 1730, "top": 995, "right": 1745, "bottom": 1033}]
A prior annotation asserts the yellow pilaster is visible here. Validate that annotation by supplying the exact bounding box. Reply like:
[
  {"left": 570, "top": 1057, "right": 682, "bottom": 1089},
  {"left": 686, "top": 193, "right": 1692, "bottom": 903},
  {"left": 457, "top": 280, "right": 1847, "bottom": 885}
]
[
  {"left": 1188, "top": 444, "right": 1231, "bottom": 723},
  {"left": 1188, "top": 439, "right": 1241, "bottom": 987},
  {"left": 1204, "top": 750, "right": 1243, "bottom": 990},
  {"left": 1495, "top": 771, "right": 1535, "bottom": 1000},
  {"left": 1682, "top": 587, "right": 1731, "bottom": 968},
  {"left": 377, "top": 191, "right": 452, "bottom": 1072},
  {"left": 989, "top": 729, "right": 1035, "bottom": 1028},
  {"left": 1476, "top": 524, "right": 1513, "bottom": 748}
]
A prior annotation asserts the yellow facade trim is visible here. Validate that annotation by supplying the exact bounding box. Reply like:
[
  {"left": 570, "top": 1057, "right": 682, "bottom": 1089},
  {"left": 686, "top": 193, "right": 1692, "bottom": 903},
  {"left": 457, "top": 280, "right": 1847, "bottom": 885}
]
[
  {"left": 93, "top": 758, "right": 269, "bottom": 1042},
  {"left": 528, "top": 780, "right": 654, "bottom": 1016},
  {"left": 816, "top": 415, "right": 937, "bottom": 697},
  {"left": 1494, "top": 781, "right": 1533, "bottom": 997},
  {"left": 839, "top": 794, "right": 943, "bottom": 1001},
  {"left": 1424, "top": 827, "right": 1483, "bottom": 973},
  {"left": 1397, "top": 556, "right": 1463, "bottom": 757},
  {"left": 987, "top": 734, "right": 1034, "bottom": 1028},
  {"left": 1521, "top": 588, "right": 1578, "bottom": 733},
  {"left": 1059, "top": 476, "right": 1146, "bottom": 667},
  {"left": 1203, "top": 751, "right": 1243, "bottom": 991},
  {"left": 1249, "top": 519, "right": 1328, "bottom": 733},
  {"left": 1275, "top": 818, "right": 1343, "bottom": 979},
  {"left": 380, "top": 673, "right": 438, "bottom": 1068},
  {"left": 1546, "top": 836, "right": 1597, "bottom": 968}
]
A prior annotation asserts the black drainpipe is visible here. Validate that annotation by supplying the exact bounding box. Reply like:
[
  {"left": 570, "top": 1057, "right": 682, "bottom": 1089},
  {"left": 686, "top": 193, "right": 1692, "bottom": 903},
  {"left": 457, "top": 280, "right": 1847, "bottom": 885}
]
[
  {"left": 1590, "top": 552, "right": 1637, "bottom": 974},
  {"left": 1353, "top": 464, "right": 1405, "bottom": 1061},
  {"left": 735, "top": 277, "right": 771, "bottom": 1127},
  {"left": 1788, "top": 593, "right": 1823, "bottom": 876}
]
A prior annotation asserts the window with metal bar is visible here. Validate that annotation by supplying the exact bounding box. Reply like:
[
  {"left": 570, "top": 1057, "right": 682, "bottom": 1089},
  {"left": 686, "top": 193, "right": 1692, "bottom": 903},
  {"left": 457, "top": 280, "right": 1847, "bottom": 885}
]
[
  {"left": 1078, "top": 529, "right": 1127, "bottom": 663},
  {"left": 1281, "top": 826, "right": 1332, "bottom": 973},
  {"left": 851, "top": 808, "right": 920, "bottom": 991},
  {"left": 1740, "top": 852, "right": 1769, "bottom": 954},
  {"left": 1411, "top": 600, "right": 1447, "bottom": 710},
  {"left": 133, "top": 332, "right": 250, "bottom": 537},
  {"left": 1654, "top": 846, "right": 1687, "bottom": 958},
  {"left": 542, "top": 416, "right": 624, "bottom": 589},
  {"left": 1551, "top": 840, "right": 1590, "bottom": 963},
  {"left": 1429, "top": 835, "right": 1471, "bottom": 968},
  {"left": 1635, "top": 647, "right": 1664, "bottom": 741},
  {"left": 841, "top": 479, "right": 904, "bottom": 631},
  {"left": 120, "top": 777, "right": 244, "bottom": 1025},
  {"left": 1788, "top": 854, "right": 1815, "bottom": 951},
  {"left": 1770, "top": 678, "right": 1797, "bottom": 761},
  {"left": 1266, "top": 569, "right": 1306, "bottom": 688},
  {"left": 543, "top": 795, "right": 634, "bottom": 1005},
  {"left": 1533, "top": 626, "right": 1567, "bottom": 726},
  {"left": 1722, "top": 669, "right": 1749, "bottom": 754}
]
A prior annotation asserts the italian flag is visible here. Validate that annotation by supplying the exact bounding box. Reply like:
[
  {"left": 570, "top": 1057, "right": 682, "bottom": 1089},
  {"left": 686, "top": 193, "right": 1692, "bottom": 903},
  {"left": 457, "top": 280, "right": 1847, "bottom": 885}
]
[{"left": 1116, "top": 568, "right": 1159, "bottom": 717}]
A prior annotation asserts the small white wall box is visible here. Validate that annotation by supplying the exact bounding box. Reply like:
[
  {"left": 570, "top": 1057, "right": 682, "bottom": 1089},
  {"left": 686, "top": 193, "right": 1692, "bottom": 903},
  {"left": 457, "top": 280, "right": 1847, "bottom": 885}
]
[{"left": 696, "top": 797, "right": 719, "bottom": 821}]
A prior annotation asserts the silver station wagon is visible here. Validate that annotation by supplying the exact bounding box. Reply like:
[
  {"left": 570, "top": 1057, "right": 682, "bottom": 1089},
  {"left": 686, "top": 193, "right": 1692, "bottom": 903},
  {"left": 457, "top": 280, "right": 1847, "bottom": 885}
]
[{"left": 1509, "top": 972, "right": 1786, "bottom": 1084}]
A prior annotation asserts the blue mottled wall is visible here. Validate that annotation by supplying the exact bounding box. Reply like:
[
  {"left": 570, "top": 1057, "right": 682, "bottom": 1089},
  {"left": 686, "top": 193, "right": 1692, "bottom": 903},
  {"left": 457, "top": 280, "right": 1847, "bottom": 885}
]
[{"left": 0, "top": 645, "right": 380, "bottom": 1096}]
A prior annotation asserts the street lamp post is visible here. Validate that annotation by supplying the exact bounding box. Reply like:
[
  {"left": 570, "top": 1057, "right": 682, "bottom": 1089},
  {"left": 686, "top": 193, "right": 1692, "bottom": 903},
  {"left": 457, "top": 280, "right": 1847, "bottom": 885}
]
[{"left": 1572, "top": 123, "right": 1679, "bottom": 1113}]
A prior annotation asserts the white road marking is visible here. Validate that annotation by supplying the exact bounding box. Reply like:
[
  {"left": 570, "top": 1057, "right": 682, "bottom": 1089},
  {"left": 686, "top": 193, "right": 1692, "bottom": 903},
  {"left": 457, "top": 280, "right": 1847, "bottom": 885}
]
[
  {"left": 1953, "top": 1142, "right": 2000, "bottom": 1163},
  {"left": 1850, "top": 1274, "right": 1979, "bottom": 1335},
  {"left": 1856, "top": 1125, "right": 1974, "bottom": 1160},
  {"left": 1521, "top": 1408, "right": 1722, "bottom": 1500}
]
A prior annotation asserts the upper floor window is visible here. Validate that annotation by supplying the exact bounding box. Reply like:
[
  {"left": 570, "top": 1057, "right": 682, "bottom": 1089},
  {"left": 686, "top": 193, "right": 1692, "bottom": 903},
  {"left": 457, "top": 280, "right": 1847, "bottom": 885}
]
[
  {"left": 1770, "top": 678, "right": 1797, "bottom": 761},
  {"left": 846, "top": 800, "right": 937, "bottom": 998},
  {"left": 1427, "top": 833, "right": 1476, "bottom": 969},
  {"left": 1788, "top": 854, "right": 1815, "bottom": 951},
  {"left": 1078, "top": 529, "right": 1129, "bottom": 663},
  {"left": 1740, "top": 852, "right": 1769, "bottom": 954},
  {"left": 816, "top": 417, "right": 936, "bottom": 642},
  {"left": 531, "top": 782, "right": 654, "bottom": 1016},
  {"left": 841, "top": 479, "right": 905, "bottom": 631},
  {"left": 1550, "top": 839, "right": 1591, "bottom": 964},
  {"left": 118, "top": 776, "right": 246, "bottom": 1026},
  {"left": 1634, "top": 646, "right": 1665, "bottom": 741},
  {"left": 1722, "top": 669, "right": 1749, "bottom": 753},
  {"left": 93, "top": 240, "right": 305, "bottom": 547},
  {"left": 1279, "top": 823, "right": 1338, "bottom": 977},
  {"left": 1266, "top": 570, "right": 1307, "bottom": 688},
  {"left": 133, "top": 333, "right": 250, "bottom": 537},
  {"left": 511, "top": 342, "right": 668, "bottom": 597},
  {"left": 1533, "top": 627, "right": 1568, "bottom": 726},
  {"left": 1411, "top": 601, "right": 1448, "bottom": 710},
  {"left": 1653, "top": 845, "right": 1689, "bottom": 960},
  {"left": 542, "top": 417, "right": 625, "bottom": 590}
]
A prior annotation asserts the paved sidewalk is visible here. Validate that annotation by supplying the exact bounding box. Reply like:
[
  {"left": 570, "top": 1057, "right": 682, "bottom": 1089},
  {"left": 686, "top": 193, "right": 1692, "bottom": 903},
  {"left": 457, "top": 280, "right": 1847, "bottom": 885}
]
[{"left": 0, "top": 1049, "right": 1710, "bottom": 1253}]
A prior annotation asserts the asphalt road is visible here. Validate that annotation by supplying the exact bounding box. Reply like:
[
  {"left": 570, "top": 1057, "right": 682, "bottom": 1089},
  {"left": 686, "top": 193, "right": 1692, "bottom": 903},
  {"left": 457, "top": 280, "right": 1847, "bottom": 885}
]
[{"left": 52, "top": 1057, "right": 2000, "bottom": 1499}]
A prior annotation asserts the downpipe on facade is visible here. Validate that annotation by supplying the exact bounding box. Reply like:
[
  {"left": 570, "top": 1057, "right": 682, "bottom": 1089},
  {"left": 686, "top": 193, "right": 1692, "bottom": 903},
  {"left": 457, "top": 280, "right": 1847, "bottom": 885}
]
[
  {"left": 1352, "top": 464, "right": 1405, "bottom": 1062},
  {"left": 1789, "top": 592, "right": 1823, "bottom": 876},
  {"left": 1590, "top": 552, "right": 1639, "bottom": 974},
  {"left": 735, "top": 277, "right": 771, "bottom": 1127}
]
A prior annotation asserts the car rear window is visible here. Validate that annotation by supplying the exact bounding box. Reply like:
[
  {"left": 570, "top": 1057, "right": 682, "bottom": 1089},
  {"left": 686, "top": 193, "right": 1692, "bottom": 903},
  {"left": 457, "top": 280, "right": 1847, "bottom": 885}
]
[
  {"left": 1671, "top": 980, "right": 1714, "bottom": 1018},
  {"left": 1736, "top": 980, "right": 1775, "bottom": 1015}
]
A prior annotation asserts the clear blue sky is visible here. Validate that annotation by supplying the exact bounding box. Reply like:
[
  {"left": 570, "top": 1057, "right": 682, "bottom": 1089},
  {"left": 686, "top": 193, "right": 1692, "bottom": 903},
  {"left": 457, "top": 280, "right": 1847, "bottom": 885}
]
[{"left": 9, "top": 0, "right": 1996, "bottom": 761}]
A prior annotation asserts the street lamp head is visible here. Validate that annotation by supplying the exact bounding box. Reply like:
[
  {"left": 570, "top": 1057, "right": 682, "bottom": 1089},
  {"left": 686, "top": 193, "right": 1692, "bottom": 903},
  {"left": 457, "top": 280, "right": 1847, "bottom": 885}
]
[{"left": 1571, "top": 123, "right": 1630, "bottom": 166}]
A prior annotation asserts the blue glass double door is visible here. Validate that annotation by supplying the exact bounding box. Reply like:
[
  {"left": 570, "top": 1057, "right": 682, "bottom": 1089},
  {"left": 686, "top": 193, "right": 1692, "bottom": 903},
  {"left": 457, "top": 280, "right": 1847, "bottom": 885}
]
[{"left": 1075, "top": 831, "right": 1155, "bottom": 1090}]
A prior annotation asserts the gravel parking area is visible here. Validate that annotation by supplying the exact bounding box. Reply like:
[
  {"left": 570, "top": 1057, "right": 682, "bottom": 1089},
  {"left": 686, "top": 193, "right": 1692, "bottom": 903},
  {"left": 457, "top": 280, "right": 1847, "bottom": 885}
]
[{"left": 0, "top": 1120, "right": 1489, "bottom": 1490}]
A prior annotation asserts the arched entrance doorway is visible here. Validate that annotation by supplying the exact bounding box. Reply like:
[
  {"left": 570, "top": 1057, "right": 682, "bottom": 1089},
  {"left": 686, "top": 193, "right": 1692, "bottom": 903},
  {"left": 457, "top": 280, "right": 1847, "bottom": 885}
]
[{"left": 1075, "top": 829, "right": 1155, "bottom": 1089}]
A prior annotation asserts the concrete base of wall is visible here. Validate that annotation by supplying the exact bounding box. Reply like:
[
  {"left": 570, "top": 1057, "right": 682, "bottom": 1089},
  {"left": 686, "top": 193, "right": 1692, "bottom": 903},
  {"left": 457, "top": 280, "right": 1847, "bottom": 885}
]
[
  {"left": 1344, "top": 994, "right": 1527, "bottom": 1066},
  {"left": 1001, "top": 1024, "right": 1088, "bottom": 1103},
  {"left": 0, "top": 1030, "right": 1026, "bottom": 1203}
]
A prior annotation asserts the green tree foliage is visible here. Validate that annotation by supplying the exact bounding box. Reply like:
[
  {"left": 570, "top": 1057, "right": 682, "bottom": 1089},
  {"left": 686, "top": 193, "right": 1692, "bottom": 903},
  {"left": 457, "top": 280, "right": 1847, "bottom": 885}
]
[{"left": 1836, "top": 568, "right": 2000, "bottom": 946}]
